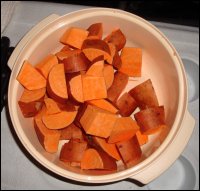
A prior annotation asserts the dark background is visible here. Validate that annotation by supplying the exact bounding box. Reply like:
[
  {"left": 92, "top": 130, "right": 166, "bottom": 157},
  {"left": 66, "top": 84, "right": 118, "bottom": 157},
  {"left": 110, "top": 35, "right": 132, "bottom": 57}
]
[{"left": 44, "top": 0, "right": 199, "bottom": 27}]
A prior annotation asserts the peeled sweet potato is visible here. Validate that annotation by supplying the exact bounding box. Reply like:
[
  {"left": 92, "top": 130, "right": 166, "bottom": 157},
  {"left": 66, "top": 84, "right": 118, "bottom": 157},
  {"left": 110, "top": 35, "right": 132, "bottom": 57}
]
[
  {"left": 86, "top": 60, "right": 104, "bottom": 77},
  {"left": 103, "top": 64, "right": 114, "bottom": 89},
  {"left": 129, "top": 79, "right": 159, "bottom": 110},
  {"left": 56, "top": 49, "right": 81, "bottom": 62}
]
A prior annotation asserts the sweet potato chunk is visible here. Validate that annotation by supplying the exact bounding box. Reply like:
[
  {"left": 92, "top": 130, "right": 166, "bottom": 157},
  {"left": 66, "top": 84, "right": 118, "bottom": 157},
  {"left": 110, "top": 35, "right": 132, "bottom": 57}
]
[
  {"left": 44, "top": 98, "right": 61, "bottom": 115},
  {"left": 119, "top": 47, "right": 142, "bottom": 77},
  {"left": 116, "top": 136, "right": 142, "bottom": 167},
  {"left": 87, "top": 23, "right": 103, "bottom": 39},
  {"left": 56, "top": 49, "right": 81, "bottom": 62},
  {"left": 60, "top": 139, "right": 87, "bottom": 162},
  {"left": 108, "top": 117, "right": 139, "bottom": 143},
  {"left": 129, "top": 79, "right": 159, "bottom": 110},
  {"left": 104, "top": 29, "right": 126, "bottom": 51},
  {"left": 35, "top": 54, "right": 58, "bottom": 78},
  {"left": 17, "top": 61, "right": 46, "bottom": 90},
  {"left": 80, "top": 105, "right": 117, "bottom": 138},
  {"left": 116, "top": 92, "right": 138, "bottom": 117},
  {"left": 86, "top": 60, "right": 104, "bottom": 77},
  {"left": 107, "top": 72, "right": 128, "bottom": 103},
  {"left": 134, "top": 106, "right": 166, "bottom": 135},
  {"left": 60, "top": 27, "right": 89, "bottom": 49},
  {"left": 103, "top": 64, "right": 114, "bottom": 89},
  {"left": 136, "top": 130, "right": 148, "bottom": 146},
  {"left": 82, "top": 74, "right": 107, "bottom": 101}
]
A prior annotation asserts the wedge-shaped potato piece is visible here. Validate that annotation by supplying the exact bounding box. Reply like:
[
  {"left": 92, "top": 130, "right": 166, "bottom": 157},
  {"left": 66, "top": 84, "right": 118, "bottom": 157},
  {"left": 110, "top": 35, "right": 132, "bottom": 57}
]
[
  {"left": 56, "top": 49, "right": 81, "bottom": 62},
  {"left": 17, "top": 61, "right": 46, "bottom": 90},
  {"left": 47, "top": 64, "right": 68, "bottom": 103},
  {"left": 107, "top": 72, "right": 128, "bottom": 103},
  {"left": 129, "top": 79, "right": 159, "bottom": 110},
  {"left": 44, "top": 98, "right": 61, "bottom": 115},
  {"left": 80, "top": 105, "right": 117, "bottom": 138},
  {"left": 81, "top": 148, "right": 117, "bottom": 170},
  {"left": 136, "top": 130, "right": 148, "bottom": 146},
  {"left": 60, "top": 27, "right": 89, "bottom": 49},
  {"left": 119, "top": 47, "right": 142, "bottom": 77},
  {"left": 87, "top": 23, "right": 103, "bottom": 39},
  {"left": 104, "top": 29, "right": 126, "bottom": 51},
  {"left": 82, "top": 74, "right": 107, "bottom": 101},
  {"left": 108, "top": 117, "right": 139, "bottom": 143},
  {"left": 116, "top": 136, "right": 142, "bottom": 168},
  {"left": 60, "top": 139, "right": 87, "bottom": 162},
  {"left": 103, "top": 64, "right": 114, "bottom": 89},
  {"left": 35, "top": 54, "right": 58, "bottom": 79},
  {"left": 108, "top": 43, "right": 122, "bottom": 69},
  {"left": 86, "top": 60, "right": 104, "bottom": 77},
  {"left": 116, "top": 92, "right": 138, "bottom": 117},
  {"left": 134, "top": 106, "right": 166, "bottom": 135}
]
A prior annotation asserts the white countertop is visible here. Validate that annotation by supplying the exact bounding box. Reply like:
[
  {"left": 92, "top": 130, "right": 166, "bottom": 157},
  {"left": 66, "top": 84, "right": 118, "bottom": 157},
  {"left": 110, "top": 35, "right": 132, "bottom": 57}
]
[{"left": 1, "top": 1, "right": 199, "bottom": 190}]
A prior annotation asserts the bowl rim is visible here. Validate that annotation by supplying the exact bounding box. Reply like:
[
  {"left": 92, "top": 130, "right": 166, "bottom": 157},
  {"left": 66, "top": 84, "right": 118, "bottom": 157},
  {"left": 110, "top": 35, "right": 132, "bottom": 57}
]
[{"left": 8, "top": 7, "right": 188, "bottom": 183}]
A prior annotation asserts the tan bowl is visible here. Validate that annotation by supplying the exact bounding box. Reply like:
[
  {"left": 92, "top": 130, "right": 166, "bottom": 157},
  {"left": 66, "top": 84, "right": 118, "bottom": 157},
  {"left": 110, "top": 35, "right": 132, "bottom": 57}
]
[{"left": 8, "top": 8, "right": 195, "bottom": 184}]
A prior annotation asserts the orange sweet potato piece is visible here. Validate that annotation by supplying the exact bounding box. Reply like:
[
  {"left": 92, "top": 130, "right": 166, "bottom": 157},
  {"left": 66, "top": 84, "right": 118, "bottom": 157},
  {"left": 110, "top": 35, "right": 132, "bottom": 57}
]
[
  {"left": 104, "top": 29, "right": 126, "bottom": 51},
  {"left": 44, "top": 98, "right": 61, "bottom": 114},
  {"left": 136, "top": 130, "right": 148, "bottom": 146},
  {"left": 17, "top": 61, "right": 46, "bottom": 90},
  {"left": 42, "top": 110, "right": 77, "bottom": 130},
  {"left": 60, "top": 45, "right": 71, "bottom": 52},
  {"left": 69, "top": 74, "right": 84, "bottom": 103},
  {"left": 82, "top": 74, "right": 107, "bottom": 101},
  {"left": 82, "top": 48, "right": 112, "bottom": 64},
  {"left": 86, "top": 60, "right": 104, "bottom": 77},
  {"left": 129, "top": 79, "right": 159, "bottom": 110},
  {"left": 103, "top": 64, "right": 114, "bottom": 89},
  {"left": 81, "top": 148, "right": 117, "bottom": 170},
  {"left": 60, "top": 27, "right": 89, "bottom": 49},
  {"left": 116, "top": 92, "right": 138, "bottom": 117},
  {"left": 108, "top": 117, "right": 139, "bottom": 143},
  {"left": 47, "top": 64, "right": 68, "bottom": 103},
  {"left": 56, "top": 49, "right": 81, "bottom": 62},
  {"left": 63, "top": 51, "right": 90, "bottom": 73},
  {"left": 60, "top": 123, "right": 84, "bottom": 140},
  {"left": 107, "top": 72, "right": 129, "bottom": 103},
  {"left": 87, "top": 23, "right": 103, "bottom": 39},
  {"left": 93, "top": 136, "right": 121, "bottom": 160},
  {"left": 60, "top": 139, "right": 87, "bottom": 162},
  {"left": 82, "top": 38, "right": 110, "bottom": 54},
  {"left": 134, "top": 106, "right": 166, "bottom": 135},
  {"left": 87, "top": 99, "right": 118, "bottom": 114},
  {"left": 80, "top": 105, "right": 118, "bottom": 138},
  {"left": 119, "top": 47, "right": 142, "bottom": 77},
  {"left": 116, "top": 135, "right": 142, "bottom": 167},
  {"left": 35, "top": 54, "right": 58, "bottom": 78},
  {"left": 34, "top": 116, "right": 61, "bottom": 153}
]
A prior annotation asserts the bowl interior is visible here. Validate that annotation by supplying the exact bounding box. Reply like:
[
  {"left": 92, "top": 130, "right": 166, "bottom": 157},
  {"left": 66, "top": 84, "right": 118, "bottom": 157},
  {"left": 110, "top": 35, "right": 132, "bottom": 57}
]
[{"left": 10, "top": 10, "right": 180, "bottom": 177}]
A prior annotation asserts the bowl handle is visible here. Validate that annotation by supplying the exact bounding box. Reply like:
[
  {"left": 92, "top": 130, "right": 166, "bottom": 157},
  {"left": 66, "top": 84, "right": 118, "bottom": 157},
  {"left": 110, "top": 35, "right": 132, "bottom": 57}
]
[
  {"left": 7, "top": 14, "right": 60, "bottom": 70},
  {"left": 129, "top": 110, "right": 195, "bottom": 184}
]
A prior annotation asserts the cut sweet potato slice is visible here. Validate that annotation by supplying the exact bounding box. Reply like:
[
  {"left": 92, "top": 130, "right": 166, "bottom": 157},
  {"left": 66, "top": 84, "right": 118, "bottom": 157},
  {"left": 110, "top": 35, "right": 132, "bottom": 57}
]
[
  {"left": 86, "top": 60, "right": 104, "bottom": 77},
  {"left": 87, "top": 99, "right": 118, "bottom": 114},
  {"left": 17, "top": 60, "right": 46, "bottom": 90},
  {"left": 82, "top": 74, "right": 107, "bottom": 101},
  {"left": 116, "top": 92, "right": 138, "bottom": 117},
  {"left": 42, "top": 110, "right": 77, "bottom": 130},
  {"left": 60, "top": 27, "right": 89, "bottom": 49},
  {"left": 56, "top": 49, "right": 81, "bottom": 62},
  {"left": 136, "top": 130, "right": 148, "bottom": 146},
  {"left": 129, "top": 79, "right": 159, "bottom": 110},
  {"left": 47, "top": 64, "right": 68, "bottom": 103},
  {"left": 63, "top": 51, "right": 90, "bottom": 73},
  {"left": 82, "top": 38, "right": 110, "bottom": 54},
  {"left": 60, "top": 45, "right": 71, "bottom": 52},
  {"left": 81, "top": 148, "right": 117, "bottom": 170},
  {"left": 119, "top": 47, "right": 142, "bottom": 77},
  {"left": 104, "top": 29, "right": 126, "bottom": 51},
  {"left": 34, "top": 116, "right": 61, "bottom": 153},
  {"left": 87, "top": 23, "right": 103, "bottom": 39},
  {"left": 107, "top": 72, "right": 129, "bottom": 103},
  {"left": 93, "top": 136, "right": 121, "bottom": 160},
  {"left": 134, "top": 106, "right": 166, "bottom": 135},
  {"left": 60, "top": 139, "right": 87, "bottom": 162},
  {"left": 69, "top": 74, "right": 84, "bottom": 103},
  {"left": 103, "top": 64, "right": 114, "bottom": 89},
  {"left": 80, "top": 105, "right": 117, "bottom": 138},
  {"left": 82, "top": 48, "right": 112, "bottom": 64},
  {"left": 108, "top": 117, "right": 139, "bottom": 143},
  {"left": 116, "top": 135, "right": 142, "bottom": 167},
  {"left": 35, "top": 54, "right": 58, "bottom": 78},
  {"left": 44, "top": 98, "right": 61, "bottom": 115}
]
